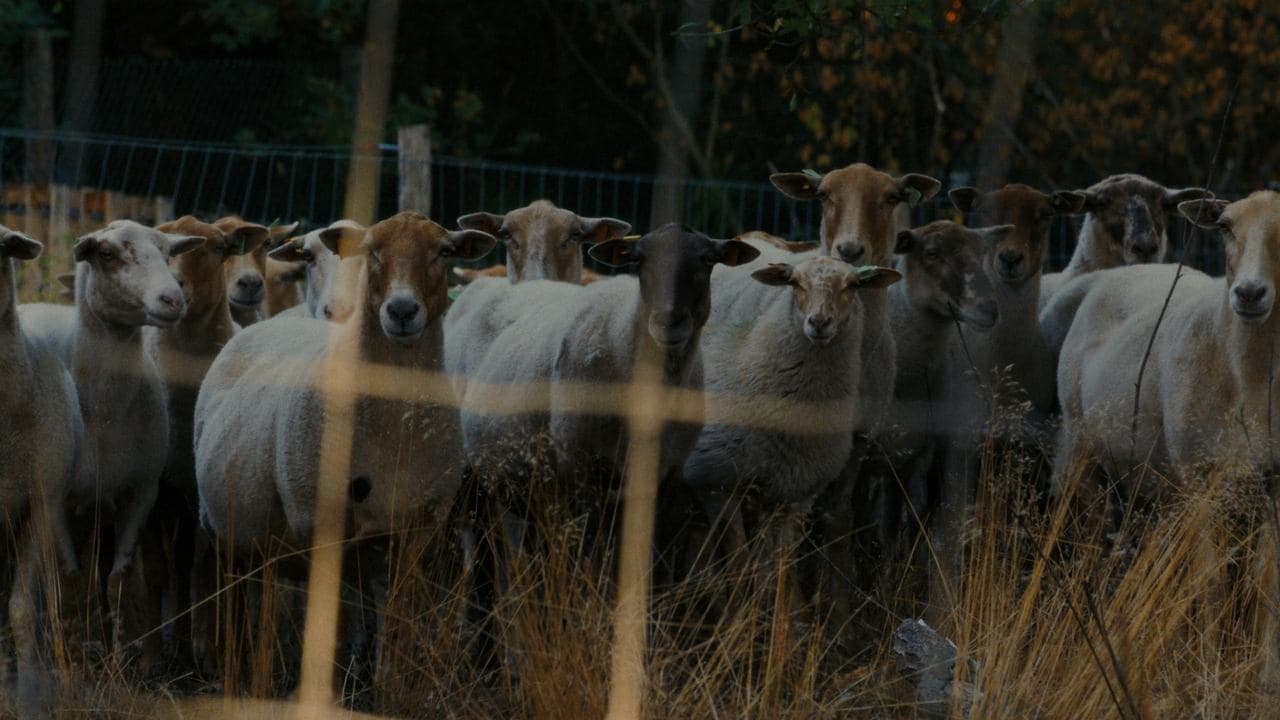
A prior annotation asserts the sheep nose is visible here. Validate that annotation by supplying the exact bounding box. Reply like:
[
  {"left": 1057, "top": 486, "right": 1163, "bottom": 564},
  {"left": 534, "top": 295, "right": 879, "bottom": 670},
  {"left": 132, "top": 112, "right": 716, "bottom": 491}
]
[
  {"left": 835, "top": 243, "right": 865, "bottom": 263},
  {"left": 157, "top": 291, "right": 183, "bottom": 313},
  {"left": 998, "top": 249, "right": 1024, "bottom": 269},
  {"left": 808, "top": 315, "right": 833, "bottom": 332},
  {"left": 236, "top": 275, "right": 263, "bottom": 293},
  {"left": 1131, "top": 243, "right": 1159, "bottom": 261},
  {"left": 1234, "top": 283, "right": 1267, "bottom": 306},
  {"left": 386, "top": 297, "right": 420, "bottom": 323}
]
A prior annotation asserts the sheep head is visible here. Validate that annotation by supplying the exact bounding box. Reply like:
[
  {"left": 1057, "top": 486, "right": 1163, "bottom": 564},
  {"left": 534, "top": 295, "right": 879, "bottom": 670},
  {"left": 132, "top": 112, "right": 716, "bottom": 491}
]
[
  {"left": 770, "top": 163, "right": 940, "bottom": 266},
  {"left": 590, "top": 223, "right": 759, "bottom": 351},
  {"left": 0, "top": 225, "right": 41, "bottom": 319},
  {"left": 1181, "top": 192, "right": 1280, "bottom": 324},
  {"left": 894, "top": 220, "right": 1011, "bottom": 329},
  {"left": 359, "top": 211, "right": 495, "bottom": 344},
  {"left": 1075, "top": 174, "right": 1212, "bottom": 266},
  {"left": 74, "top": 220, "right": 203, "bottom": 328},
  {"left": 458, "top": 199, "right": 630, "bottom": 285},
  {"left": 751, "top": 257, "right": 900, "bottom": 346},
  {"left": 157, "top": 215, "right": 269, "bottom": 317},
  {"left": 950, "top": 183, "right": 1085, "bottom": 285}
]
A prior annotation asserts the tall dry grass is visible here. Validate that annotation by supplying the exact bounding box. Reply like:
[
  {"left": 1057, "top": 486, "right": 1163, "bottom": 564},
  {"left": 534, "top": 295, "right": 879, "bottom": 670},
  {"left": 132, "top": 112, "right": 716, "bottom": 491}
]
[{"left": 3, "top": 432, "right": 1278, "bottom": 719}]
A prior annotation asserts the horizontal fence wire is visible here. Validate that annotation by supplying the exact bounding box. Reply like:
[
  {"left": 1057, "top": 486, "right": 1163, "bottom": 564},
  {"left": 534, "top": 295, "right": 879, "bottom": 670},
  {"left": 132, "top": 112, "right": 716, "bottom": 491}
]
[{"left": 0, "top": 127, "right": 1226, "bottom": 275}]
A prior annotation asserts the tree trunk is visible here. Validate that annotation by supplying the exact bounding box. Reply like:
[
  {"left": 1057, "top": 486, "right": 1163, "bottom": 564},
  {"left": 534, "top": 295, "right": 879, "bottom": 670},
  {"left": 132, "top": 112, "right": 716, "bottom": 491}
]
[
  {"left": 342, "top": 0, "right": 400, "bottom": 226},
  {"left": 648, "top": 0, "right": 712, "bottom": 229},
  {"left": 974, "top": 1, "right": 1040, "bottom": 190},
  {"left": 57, "top": 0, "right": 106, "bottom": 184}
]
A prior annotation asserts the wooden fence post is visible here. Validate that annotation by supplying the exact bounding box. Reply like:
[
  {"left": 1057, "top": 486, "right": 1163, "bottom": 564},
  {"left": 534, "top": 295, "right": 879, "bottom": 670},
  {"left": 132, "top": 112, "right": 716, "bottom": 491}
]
[{"left": 397, "top": 124, "right": 431, "bottom": 215}]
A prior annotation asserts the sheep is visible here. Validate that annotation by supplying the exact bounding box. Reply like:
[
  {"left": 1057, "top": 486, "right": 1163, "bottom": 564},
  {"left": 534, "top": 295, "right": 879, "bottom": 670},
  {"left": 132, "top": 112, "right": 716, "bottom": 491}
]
[
  {"left": 768, "top": 162, "right": 941, "bottom": 599},
  {"left": 681, "top": 251, "right": 901, "bottom": 570},
  {"left": 142, "top": 214, "right": 268, "bottom": 667},
  {"left": 215, "top": 216, "right": 300, "bottom": 326},
  {"left": 456, "top": 199, "right": 630, "bottom": 284},
  {"left": 21, "top": 219, "right": 203, "bottom": 663},
  {"left": 267, "top": 219, "right": 365, "bottom": 319},
  {"left": 193, "top": 211, "right": 494, "bottom": 599},
  {"left": 450, "top": 263, "right": 606, "bottom": 285},
  {"left": 948, "top": 184, "right": 1086, "bottom": 420},
  {"left": 1038, "top": 175, "right": 1212, "bottom": 357},
  {"left": 0, "top": 225, "right": 80, "bottom": 695},
  {"left": 454, "top": 225, "right": 759, "bottom": 502},
  {"left": 1055, "top": 192, "right": 1280, "bottom": 499},
  {"left": 873, "top": 221, "right": 1011, "bottom": 534}
]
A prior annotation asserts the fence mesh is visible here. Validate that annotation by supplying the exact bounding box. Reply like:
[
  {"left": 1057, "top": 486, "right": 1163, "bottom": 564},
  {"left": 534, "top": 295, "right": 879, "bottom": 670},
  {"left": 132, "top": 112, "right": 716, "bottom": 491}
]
[{"left": 0, "top": 127, "right": 1226, "bottom": 274}]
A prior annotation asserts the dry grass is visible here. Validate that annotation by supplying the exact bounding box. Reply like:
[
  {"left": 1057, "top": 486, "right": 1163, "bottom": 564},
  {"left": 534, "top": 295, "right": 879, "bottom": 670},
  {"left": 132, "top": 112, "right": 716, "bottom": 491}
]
[{"left": 3, "top": 438, "right": 1279, "bottom": 719}]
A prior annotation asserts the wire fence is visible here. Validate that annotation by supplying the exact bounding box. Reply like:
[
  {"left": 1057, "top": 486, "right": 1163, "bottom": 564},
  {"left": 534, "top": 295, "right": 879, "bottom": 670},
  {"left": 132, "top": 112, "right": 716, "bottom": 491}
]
[{"left": 0, "top": 127, "right": 1225, "bottom": 274}]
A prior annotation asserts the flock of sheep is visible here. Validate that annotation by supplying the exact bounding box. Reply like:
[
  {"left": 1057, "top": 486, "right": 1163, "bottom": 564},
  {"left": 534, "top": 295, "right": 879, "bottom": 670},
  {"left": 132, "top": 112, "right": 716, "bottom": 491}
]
[{"left": 2, "top": 158, "right": 1275, "bottom": 697}]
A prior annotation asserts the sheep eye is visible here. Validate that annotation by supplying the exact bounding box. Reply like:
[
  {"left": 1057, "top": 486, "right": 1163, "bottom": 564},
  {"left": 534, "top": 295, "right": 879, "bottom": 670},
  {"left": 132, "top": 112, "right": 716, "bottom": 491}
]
[
  {"left": 98, "top": 248, "right": 116, "bottom": 261},
  {"left": 301, "top": 250, "right": 314, "bottom": 262},
  {"left": 923, "top": 248, "right": 940, "bottom": 261}
]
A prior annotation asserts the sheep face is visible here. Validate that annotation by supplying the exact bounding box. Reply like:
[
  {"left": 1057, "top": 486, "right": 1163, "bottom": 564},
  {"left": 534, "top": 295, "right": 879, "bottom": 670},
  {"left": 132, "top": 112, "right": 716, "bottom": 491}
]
[
  {"left": 359, "top": 212, "right": 496, "bottom": 344},
  {"left": 158, "top": 216, "right": 269, "bottom": 317},
  {"left": 1077, "top": 174, "right": 1212, "bottom": 266},
  {"left": 265, "top": 256, "right": 306, "bottom": 314},
  {"left": 0, "top": 225, "right": 42, "bottom": 320},
  {"left": 894, "top": 221, "right": 1011, "bottom": 329},
  {"left": 770, "top": 163, "right": 940, "bottom": 265},
  {"left": 216, "top": 217, "right": 299, "bottom": 316},
  {"left": 589, "top": 223, "right": 760, "bottom": 350},
  {"left": 311, "top": 221, "right": 368, "bottom": 321},
  {"left": 458, "top": 199, "right": 630, "bottom": 284},
  {"left": 949, "top": 184, "right": 1085, "bottom": 285},
  {"left": 751, "top": 257, "right": 901, "bottom": 346},
  {"left": 73, "top": 220, "right": 202, "bottom": 328},
  {"left": 1181, "top": 192, "right": 1280, "bottom": 324}
]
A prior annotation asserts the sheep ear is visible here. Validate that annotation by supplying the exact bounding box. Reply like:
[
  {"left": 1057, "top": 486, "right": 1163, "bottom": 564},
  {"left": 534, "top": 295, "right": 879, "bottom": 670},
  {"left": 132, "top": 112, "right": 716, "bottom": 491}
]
[
  {"left": 1049, "top": 190, "right": 1087, "bottom": 214},
  {"left": 166, "top": 234, "right": 206, "bottom": 258},
  {"left": 456, "top": 212, "right": 505, "bottom": 236},
  {"left": 770, "top": 172, "right": 823, "bottom": 201},
  {"left": 441, "top": 229, "right": 497, "bottom": 262},
  {"left": 852, "top": 266, "right": 903, "bottom": 289},
  {"left": 320, "top": 225, "right": 366, "bottom": 257},
  {"left": 268, "top": 237, "right": 307, "bottom": 262},
  {"left": 267, "top": 221, "right": 301, "bottom": 248},
  {"left": 73, "top": 234, "right": 100, "bottom": 262},
  {"left": 894, "top": 230, "right": 917, "bottom": 254},
  {"left": 949, "top": 187, "right": 981, "bottom": 213},
  {"left": 1080, "top": 191, "right": 1108, "bottom": 212},
  {"left": 751, "top": 262, "right": 794, "bottom": 286},
  {"left": 56, "top": 271, "right": 75, "bottom": 291},
  {"left": 588, "top": 239, "right": 638, "bottom": 268},
  {"left": 580, "top": 216, "right": 632, "bottom": 244},
  {"left": 979, "top": 224, "right": 1017, "bottom": 245},
  {"left": 224, "top": 224, "right": 270, "bottom": 256},
  {"left": 1163, "top": 186, "right": 1213, "bottom": 210},
  {"left": 0, "top": 227, "right": 42, "bottom": 260},
  {"left": 1178, "top": 199, "right": 1230, "bottom": 229},
  {"left": 713, "top": 238, "right": 760, "bottom": 267},
  {"left": 895, "top": 173, "right": 942, "bottom": 207}
]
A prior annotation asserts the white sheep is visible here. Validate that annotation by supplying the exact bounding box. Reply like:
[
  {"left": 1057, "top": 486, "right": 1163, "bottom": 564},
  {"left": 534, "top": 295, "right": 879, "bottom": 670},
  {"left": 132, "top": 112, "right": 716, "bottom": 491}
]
[
  {"left": 194, "top": 212, "right": 494, "bottom": 559},
  {"left": 455, "top": 225, "right": 759, "bottom": 493},
  {"left": 21, "top": 219, "right": 203, "bottom": 662},
  {"left": 1055, "top": 192, "right": 1280, "bottom": 498},
  {"left": 1039, "top": 175, "right": 1211, "bottom": 360},
  {"left": 682, "top": 251, "right": 900, "bottom": 561},
  {"left": 267, "top": 219, "right": 365, "bottom": 319},
  {"left": 0, "top": 225, "right": 81, "bottom": 694}
]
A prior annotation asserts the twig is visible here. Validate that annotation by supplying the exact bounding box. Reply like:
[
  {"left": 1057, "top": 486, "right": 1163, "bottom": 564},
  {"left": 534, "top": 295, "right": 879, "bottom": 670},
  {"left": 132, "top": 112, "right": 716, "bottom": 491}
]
[{"left": 1129, "top": 77, "right": 1240, "bottom": 463}]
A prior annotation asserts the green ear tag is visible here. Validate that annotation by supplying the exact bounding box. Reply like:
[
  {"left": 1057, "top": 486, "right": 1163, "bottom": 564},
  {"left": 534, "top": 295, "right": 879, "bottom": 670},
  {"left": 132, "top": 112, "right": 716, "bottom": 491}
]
[
  {"left": 448, "top": 286, "right": 462, "bottom": 302},
  {"left": 904, "top": 186, "right": 923, "bottom": 207},
  {"left": 856, "top": 265, "right": 881, "bottom": 282},
  {"left": 802, "top": 169, "right": 822, "bottom": 179}
]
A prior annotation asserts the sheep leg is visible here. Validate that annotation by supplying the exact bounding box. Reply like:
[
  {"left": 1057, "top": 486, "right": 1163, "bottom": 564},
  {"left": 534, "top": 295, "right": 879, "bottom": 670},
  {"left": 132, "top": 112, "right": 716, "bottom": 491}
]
[
  {"left": 928, "top": 441, "right": 973, "bottom": 631},
  {"left": 189, "top": 525, "right": 219, "bottom": 678},
  {"left": 814, "top": 444, "right": 868, "bottom": 638},
  {"left": 690, "top": 488, "right": 746, "bottom": 581},
  {"left": 107, "top": 477, "right": 160, "bottom": 669},
  {"left": 9, "top": 527, "right": 56, "bottom": 718}
]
